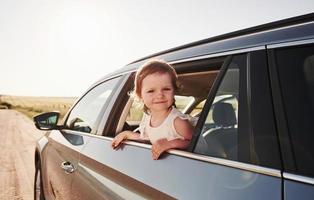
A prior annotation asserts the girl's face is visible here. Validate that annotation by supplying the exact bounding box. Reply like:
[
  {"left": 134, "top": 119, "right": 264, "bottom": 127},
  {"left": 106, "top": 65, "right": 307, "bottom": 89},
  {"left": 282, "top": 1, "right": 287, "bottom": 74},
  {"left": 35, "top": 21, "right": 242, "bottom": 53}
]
[{"left": 140, "top": 72, "right": 174, "bottom": 113}]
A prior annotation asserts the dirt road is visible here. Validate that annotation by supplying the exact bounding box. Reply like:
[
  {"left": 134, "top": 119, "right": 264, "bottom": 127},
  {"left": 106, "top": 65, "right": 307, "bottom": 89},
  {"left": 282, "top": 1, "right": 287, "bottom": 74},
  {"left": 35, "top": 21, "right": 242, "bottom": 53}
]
[{"left": 0, "top": 110, "right": 44, "bottom": 200}]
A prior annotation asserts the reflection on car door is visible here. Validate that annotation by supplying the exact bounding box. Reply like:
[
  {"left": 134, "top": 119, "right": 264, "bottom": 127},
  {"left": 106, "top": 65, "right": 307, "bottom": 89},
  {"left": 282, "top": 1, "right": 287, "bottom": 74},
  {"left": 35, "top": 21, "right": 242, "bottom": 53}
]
[{"left": 72, "top": 136, "right": 281, "bottom": 200}]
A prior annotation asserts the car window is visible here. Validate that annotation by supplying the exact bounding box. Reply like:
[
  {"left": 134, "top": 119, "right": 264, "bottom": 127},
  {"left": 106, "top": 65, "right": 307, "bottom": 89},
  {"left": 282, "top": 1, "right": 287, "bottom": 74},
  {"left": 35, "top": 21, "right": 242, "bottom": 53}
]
[
  {"left": 190, "top": 100, "right": 205, "bottom": 117},
  {"left": 65, "top": 77, "right": 121, "bottom": 133},
  {"left": 275, "top": 43, "right": 314, "bottom": 177},
  {"left": 194, "top": 56, "right": 240, "bottom": 161},
  {"left": 193, "top": 52, "right": 282, "bottom": 169},
  {"left": 175, "top": 96, "right": 195, "bottom": 112},
  {"left": 114, "top": 63, "right": 222, "bottom": 136},
  {"left": 125, "top": 98, "right": 143, "bottom": 128}
]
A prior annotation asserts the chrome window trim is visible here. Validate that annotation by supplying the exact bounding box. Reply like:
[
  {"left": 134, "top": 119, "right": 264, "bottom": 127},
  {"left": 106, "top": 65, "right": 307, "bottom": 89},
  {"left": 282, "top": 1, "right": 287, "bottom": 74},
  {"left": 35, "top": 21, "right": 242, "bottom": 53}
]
[
  {"left": 168, "top": 149, "right": 281, "bottom": 178},
  {"left": 169, "top": 21, "right": 314, "bottom": 65},
  {"left": 283, "top": 172, "right": 314, "bottom": 185},
  {"left": 267, "top": 38, "right": 314, "bottom": 49},
  {"left": 118, "top": 69, "right": 137, "bottom": 76},
  {"left": 215, "top": 21, "right": 314, "bottom": 47},
  {"left": 100, "top": 136, "right": 281, "bottom": 178},
  {"left": 114, "top": 46, "right": 266, "bottom": 76},
  {"left": 169, "top": 46, "right": 265, "bottom": 65},
  {"left": 98, "top": 74, "right": 124, "bottom": 84}
]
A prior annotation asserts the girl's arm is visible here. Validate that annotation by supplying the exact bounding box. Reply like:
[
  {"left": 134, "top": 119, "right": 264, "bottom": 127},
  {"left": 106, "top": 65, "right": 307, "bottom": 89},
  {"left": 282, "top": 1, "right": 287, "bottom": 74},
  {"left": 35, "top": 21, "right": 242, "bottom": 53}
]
[
  {"left": 173, "top": 117, "right": 193, "bottom": 140},
  {"left": 111, "top": 130, "right": 145, "bottom": 149}
]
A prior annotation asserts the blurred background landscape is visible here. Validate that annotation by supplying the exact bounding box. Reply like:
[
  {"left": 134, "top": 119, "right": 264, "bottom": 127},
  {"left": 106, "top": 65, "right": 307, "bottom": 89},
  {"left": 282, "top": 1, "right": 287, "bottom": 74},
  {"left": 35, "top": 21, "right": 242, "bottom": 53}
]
[{"left": 0, "top": 95, "right": 77, "bottom": 120}]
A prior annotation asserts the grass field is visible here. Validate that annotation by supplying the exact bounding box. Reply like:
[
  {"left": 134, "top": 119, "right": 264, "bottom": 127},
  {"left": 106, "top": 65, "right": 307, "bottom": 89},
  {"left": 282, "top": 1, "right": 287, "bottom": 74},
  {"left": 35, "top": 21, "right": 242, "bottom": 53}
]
[{"left": 0, "top": 95, "right": 77, "bottom": 120}]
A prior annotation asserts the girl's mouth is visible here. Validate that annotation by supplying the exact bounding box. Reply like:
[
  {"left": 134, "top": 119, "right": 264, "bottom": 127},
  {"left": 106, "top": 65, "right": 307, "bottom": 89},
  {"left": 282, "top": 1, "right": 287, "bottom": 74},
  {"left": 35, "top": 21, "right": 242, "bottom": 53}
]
[{"left": 154, "top": 101, "right": 167, "bottom": 104}]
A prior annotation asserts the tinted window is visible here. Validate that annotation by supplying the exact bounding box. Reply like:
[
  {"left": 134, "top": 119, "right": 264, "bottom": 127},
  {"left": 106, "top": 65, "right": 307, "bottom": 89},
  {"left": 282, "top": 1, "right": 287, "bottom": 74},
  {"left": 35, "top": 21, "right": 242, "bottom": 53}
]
[
  {"left": 194, "top": 56, "right": 240, "bottom": 161},
  {"left": 275, "top": 44, "right": 314, "bottom": 177},
  {"left": 66, "top": 77, "right": 120, "bottom": 133},
  {"left": 194, "top": 53, "right": 281, "bottom": 169}
]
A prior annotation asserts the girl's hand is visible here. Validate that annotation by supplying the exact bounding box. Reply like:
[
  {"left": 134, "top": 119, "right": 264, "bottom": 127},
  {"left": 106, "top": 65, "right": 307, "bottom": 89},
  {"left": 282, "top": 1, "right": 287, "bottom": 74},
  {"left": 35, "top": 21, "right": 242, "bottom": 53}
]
[
  {"left": 151, "top": 138, "right": 191, "bottom": 160},
  {"left": 152, "top": 138, "right": 170, "bottom": 160},
  {"left": 111, "top": 132, "right": 128, "bottom": 149}
]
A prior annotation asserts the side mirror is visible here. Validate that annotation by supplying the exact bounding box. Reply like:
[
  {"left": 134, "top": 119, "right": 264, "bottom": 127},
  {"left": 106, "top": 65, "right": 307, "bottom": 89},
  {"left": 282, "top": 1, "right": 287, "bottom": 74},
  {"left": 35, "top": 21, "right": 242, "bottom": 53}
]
[{"left": 34, "top": 112, "right": 61, "bottom": 130}]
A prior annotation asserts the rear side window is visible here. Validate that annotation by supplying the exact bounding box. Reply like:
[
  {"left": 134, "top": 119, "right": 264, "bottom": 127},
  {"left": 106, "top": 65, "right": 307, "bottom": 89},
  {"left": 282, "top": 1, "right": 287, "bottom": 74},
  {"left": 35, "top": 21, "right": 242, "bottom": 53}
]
[{"left": 275, "top": 44, "right": 314, "bottom": 177}]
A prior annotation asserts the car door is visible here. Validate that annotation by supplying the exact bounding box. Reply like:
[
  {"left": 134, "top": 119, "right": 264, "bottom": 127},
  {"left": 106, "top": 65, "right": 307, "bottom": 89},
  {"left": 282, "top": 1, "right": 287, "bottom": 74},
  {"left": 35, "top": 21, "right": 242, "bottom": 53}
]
[
  {"left": 70, "top": 49, "right": 283, "bottom": 199},
  {"left": 42, "top": 130, "right": 86, "bottom": 200},
  {"left": 68, "top": 75, "right": 130, "bottom": 200},
  {"left": 189, "top": 50, "right": 282, "bottom": 199},
  {"left": 41, "top": 76, "right": 122, "bottom": 200},
  {"left": 267, "top": 41, "right": 314, "bottom": 200}
]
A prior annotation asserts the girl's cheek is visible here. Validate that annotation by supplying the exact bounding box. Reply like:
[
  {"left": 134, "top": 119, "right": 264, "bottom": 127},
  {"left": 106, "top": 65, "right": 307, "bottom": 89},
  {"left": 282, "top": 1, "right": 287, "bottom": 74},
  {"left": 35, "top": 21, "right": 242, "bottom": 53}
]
[{"left": 168, "top": 91, "right": 174, "bottom": 96}]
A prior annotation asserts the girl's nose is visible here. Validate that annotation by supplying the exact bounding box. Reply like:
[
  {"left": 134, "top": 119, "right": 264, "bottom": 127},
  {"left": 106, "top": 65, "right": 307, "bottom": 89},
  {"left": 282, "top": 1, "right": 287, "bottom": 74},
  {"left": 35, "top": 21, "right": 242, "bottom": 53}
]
[{"left": 156, "top": 90, "right": 164, "bottom": 97}]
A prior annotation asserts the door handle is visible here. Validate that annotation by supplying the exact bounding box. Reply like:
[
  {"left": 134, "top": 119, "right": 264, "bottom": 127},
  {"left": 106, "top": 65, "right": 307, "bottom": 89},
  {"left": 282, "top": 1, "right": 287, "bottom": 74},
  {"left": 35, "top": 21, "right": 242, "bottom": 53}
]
[{"left": 60, "top": 161, "right": 75, "bottom": 174}]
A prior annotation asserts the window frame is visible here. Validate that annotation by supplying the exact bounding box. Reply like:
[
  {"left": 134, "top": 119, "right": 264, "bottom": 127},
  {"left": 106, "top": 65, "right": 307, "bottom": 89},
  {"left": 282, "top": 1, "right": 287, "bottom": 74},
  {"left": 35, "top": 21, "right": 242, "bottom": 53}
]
[
  {"left": 191, "top": 54, "right": 251, "bottom": 161},
  {"left": 63, "top": 75, "right": 123, "bottom": 135},
  {"left": 100, "top": 73, "right": 135, "bottom": 137},
  {"left": 188, "top": 56, "right": 233, "bottom": 151},
  {"left": 191, "top": 49, "right": 282, "bottom": 169}
]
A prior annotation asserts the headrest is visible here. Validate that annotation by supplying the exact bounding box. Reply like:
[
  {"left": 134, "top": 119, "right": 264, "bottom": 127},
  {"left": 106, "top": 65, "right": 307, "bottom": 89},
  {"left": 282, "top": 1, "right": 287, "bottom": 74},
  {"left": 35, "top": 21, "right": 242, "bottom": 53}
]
[{"left": 212, "top": 102, "right": 237, "bottom": 127}]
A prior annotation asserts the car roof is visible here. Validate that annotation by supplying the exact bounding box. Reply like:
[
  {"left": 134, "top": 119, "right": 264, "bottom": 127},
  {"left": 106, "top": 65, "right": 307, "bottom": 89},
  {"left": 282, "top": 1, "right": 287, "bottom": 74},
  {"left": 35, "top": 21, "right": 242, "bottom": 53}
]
[{"left": 99, "top": 13, "right": 314, "bottom": 82}]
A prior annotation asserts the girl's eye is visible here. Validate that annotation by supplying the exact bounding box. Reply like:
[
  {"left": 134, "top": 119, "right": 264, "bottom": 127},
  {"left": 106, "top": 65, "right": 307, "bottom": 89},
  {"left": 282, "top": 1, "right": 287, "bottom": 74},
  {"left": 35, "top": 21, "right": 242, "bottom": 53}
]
[
  {"left": 147, "top": 90, "right": 154, "bottom": 93},
  {"left": 163, "top": 88, "right": 171, "bottom": 91}
]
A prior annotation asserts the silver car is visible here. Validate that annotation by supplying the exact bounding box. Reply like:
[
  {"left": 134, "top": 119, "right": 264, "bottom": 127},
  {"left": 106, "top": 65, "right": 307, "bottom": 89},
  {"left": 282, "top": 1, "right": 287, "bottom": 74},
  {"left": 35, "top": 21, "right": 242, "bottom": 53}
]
[{"left": 33, "top": 13, "right": 314, "bottom": 200}]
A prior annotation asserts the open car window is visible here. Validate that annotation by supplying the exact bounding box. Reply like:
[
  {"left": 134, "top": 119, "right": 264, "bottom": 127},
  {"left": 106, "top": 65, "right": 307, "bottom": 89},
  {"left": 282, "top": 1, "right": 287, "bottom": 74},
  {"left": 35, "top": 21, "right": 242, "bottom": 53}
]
[
  {"left": 122, "top": 95, "right": 196, "bottom": 132},
  {"left": 115, "top": 67, "right": 221, "bottom": 136}
]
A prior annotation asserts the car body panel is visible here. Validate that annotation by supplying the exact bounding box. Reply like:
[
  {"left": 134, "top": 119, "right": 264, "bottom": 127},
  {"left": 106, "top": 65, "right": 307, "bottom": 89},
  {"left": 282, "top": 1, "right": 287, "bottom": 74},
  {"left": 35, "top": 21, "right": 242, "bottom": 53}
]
[
  {"left": 71, "top": 136, "right": 281, "bottom": 200},
  {"left": 284, "top": 180, "right": 314, "bottom": 200}
]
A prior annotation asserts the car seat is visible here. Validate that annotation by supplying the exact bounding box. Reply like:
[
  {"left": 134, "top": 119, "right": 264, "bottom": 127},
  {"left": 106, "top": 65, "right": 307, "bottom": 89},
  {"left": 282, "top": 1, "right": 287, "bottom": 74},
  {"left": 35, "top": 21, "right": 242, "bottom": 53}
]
[{"left": 202, "top": 102, "right": 238, "bottom": 160}]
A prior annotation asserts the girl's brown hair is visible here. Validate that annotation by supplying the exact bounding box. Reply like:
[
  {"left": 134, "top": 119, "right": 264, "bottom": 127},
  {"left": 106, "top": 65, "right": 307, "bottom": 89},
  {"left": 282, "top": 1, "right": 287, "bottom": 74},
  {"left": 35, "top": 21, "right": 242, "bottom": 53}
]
[{"left": 133, "top": 59, "right": 178, "bottom": 113}]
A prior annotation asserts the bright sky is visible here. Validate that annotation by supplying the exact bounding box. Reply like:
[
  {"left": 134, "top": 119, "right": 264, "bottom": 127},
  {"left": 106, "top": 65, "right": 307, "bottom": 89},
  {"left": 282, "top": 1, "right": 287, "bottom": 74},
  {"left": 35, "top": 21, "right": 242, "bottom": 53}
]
[{"left": 0, "top": 0, "right": 313, "bottom": 97}]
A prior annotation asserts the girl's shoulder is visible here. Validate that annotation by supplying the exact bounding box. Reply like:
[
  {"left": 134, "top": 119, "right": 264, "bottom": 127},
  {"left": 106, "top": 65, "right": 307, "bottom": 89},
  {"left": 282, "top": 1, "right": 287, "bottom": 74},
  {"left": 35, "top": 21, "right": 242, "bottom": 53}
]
[
  {"left": 171, "top": 108, "right": 198, "bottom": 126},
  {"left": 170, "top": 107, "right": 185, "bottom": 117},
  {"left": 171, "top": 108, "right": 194, "bottom": 140}
]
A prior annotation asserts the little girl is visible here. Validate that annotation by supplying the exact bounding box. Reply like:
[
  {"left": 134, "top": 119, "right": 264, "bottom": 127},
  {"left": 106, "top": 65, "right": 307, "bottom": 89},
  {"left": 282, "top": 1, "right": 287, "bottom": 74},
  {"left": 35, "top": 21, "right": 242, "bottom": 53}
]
[{"left": 111, "top": 60, "right": 195, "bottom": 160}]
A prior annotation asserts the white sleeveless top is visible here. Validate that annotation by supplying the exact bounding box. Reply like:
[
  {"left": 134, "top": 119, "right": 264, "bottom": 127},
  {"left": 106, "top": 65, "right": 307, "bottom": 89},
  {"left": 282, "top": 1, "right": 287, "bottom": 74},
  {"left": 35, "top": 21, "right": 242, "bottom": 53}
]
[{"left": 137, "top": 107, "right": 198, "bottom": 144}]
